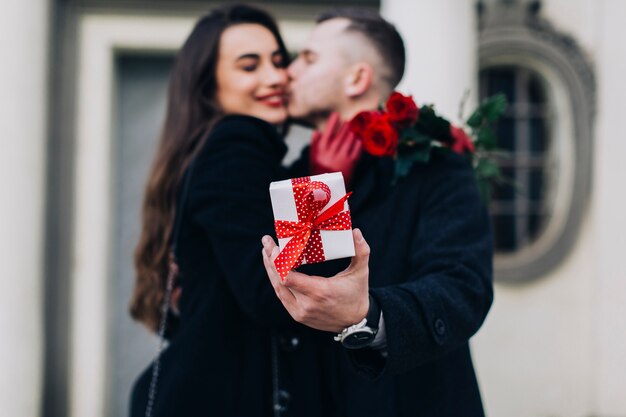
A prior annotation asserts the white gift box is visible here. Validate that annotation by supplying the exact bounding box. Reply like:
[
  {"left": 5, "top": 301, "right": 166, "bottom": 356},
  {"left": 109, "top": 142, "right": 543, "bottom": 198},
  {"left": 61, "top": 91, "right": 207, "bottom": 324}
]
[{"left": 269, "top": 172, "right": 355, "bottom": 269}]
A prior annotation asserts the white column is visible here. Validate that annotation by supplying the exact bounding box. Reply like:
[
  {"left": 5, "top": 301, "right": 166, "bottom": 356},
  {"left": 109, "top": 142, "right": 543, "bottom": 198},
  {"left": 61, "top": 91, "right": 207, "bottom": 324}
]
[
  {"left": 593, "top": 0, "right": 626, "bottom": 413},
  {"left": 381, "top": 0, "right": 478, "bottom": 122},
  {"left": 0, "top": 1, "right": 48, "bottom": 416}
]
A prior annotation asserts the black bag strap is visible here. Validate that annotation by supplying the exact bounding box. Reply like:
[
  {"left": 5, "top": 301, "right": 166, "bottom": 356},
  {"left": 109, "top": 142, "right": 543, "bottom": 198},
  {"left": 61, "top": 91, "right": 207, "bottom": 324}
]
[{"left": 145, "top": 156, "right": 196, "bottom": 417}]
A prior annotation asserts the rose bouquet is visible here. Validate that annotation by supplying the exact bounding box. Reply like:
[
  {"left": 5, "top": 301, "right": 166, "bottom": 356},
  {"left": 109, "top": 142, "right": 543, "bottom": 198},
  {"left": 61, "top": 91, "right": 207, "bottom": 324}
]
[{"left": 349, "top": 91, "right": 507, "bottom": 201}]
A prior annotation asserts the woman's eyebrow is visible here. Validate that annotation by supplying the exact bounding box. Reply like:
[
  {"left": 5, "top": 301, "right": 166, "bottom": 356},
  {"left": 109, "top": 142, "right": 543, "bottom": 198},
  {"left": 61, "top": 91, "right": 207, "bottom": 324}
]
[
  {"left": 236, "top": 49, "right": 283, "bottom": 61},
  {"left": 235, "top": 53, "right": 260, "bottom": 61}
]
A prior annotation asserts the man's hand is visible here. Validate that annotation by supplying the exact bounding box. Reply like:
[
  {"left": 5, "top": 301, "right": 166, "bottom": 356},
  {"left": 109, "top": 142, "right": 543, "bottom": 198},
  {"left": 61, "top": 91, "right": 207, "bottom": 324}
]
[
  {"left": 310, "top": 112, "right": 363, "bottom": 187},
  {"left": 261, "top": 229, "right": 371, "bottom": 333}
]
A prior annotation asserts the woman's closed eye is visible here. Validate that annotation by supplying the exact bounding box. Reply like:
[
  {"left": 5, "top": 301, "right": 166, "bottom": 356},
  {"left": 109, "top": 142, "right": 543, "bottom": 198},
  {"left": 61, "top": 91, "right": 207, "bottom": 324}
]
[
  {"left": 236, "top": 53, "right": 261, "bottom": 72},
  {"left": 238, "top": 58, "right": 259, "bottom": 72}
]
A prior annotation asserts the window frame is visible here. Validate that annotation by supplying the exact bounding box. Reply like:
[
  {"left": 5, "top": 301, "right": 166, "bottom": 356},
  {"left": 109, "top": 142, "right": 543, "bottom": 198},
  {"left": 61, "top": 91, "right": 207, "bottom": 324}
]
[
  {"left": 481, "top": 65, "right": 555, "bottom": 253},
  {"left": 479, "top": 13, "right": 595, "bottom": 283}
]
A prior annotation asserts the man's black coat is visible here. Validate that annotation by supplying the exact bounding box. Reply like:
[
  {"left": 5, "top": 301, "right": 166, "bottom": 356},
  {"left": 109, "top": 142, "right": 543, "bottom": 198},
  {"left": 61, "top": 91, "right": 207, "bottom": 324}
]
[{"left": 293, "top": 147, "right": 494, "bottom": 417}]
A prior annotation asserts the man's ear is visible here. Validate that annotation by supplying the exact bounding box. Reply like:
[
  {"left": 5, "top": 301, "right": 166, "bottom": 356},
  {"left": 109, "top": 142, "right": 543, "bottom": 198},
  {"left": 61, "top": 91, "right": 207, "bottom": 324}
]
[{"left": 344, "top": 63, "right": 374, "bottom": 98}]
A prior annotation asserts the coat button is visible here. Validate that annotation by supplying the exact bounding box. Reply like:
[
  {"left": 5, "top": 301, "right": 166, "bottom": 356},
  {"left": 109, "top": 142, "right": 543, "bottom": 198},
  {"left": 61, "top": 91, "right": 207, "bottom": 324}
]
[
  {"left": 434, "top": 318, "right": 446, "bottom": 336},
  {"left": 279, "top": 335, "right": 300, "bottom": 352},
  {"left": 274, "top": 389, "right": 290, "bottom": 413}
]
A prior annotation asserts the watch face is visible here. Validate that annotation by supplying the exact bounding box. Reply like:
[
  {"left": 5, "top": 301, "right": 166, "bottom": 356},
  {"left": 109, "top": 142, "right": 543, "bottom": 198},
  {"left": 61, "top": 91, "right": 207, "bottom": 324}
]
[{"left": 342, "top": 330, "right": 375, "bottom": 349}]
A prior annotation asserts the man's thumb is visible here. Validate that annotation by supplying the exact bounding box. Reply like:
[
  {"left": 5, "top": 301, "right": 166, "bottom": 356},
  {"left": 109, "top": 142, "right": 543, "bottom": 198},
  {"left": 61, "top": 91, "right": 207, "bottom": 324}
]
[{"left": 350, "top": 228, "right": 370, "bottom": 269}]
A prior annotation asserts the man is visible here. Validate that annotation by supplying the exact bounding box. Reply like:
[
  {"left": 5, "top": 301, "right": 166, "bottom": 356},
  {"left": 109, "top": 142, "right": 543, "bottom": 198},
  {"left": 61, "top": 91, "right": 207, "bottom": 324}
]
[{"left": 263, "top": 8, "right": 494, "bottom": 417}]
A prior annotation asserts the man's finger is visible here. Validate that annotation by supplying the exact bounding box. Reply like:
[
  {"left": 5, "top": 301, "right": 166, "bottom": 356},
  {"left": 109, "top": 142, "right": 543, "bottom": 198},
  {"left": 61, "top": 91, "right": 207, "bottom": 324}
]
[
  {"left": 283, "top": 271, "right": 325, "bottom": 297},
  {"left": 346, "top": 228, "right": 371, "bottom": 272},
  {"left": 261, "top": 248, "right": 301, "bottom": 307},
  {"left": 320, "top": 112, "right": 341, "bottom": 146},
  {"left": 262, "top": 247, "right": 282, "bottom": 289},
  {"left": 310, "top": 130, "right": 322, "bottom": 147},
  {"left": 275, "top": 278, "right": 298, "bottom": 306},
  {"left": 329, "top": 120, "right": 352, "bottom": 153},
  {"left": 261, "top": 235, "right": 278, "bottom": 258},
  {"left": 337, "top": 131, "right": 359, "bottom": 157},
  {"left": 347, "top": 132, "right": 363, "bottom": 157}
]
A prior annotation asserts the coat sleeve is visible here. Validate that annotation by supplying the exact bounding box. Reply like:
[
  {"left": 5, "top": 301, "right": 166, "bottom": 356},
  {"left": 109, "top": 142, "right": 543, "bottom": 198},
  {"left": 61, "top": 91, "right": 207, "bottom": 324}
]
[
  {"left": 186, "top": 116, "right": 295, "bottom": 329},
  {"left": 349, "top": 155, "right": 494, "bottom": 377}
]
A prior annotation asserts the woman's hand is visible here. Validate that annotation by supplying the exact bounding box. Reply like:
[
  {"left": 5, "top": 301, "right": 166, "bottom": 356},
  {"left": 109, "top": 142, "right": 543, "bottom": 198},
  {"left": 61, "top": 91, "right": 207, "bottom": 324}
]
[{"left": 309, "top": 112, "right": 363, "bottom": 187}]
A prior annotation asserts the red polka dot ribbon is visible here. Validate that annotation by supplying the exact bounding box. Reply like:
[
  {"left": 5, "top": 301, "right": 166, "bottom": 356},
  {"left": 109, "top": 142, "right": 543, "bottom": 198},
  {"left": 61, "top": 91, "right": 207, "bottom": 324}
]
[{"left": 273, "top": 177, "right": 352, "bottom": 280}]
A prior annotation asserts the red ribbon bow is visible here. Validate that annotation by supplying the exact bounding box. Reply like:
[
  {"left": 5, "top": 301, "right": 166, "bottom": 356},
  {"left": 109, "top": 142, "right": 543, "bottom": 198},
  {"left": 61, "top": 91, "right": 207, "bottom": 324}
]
[{"left": 273, "top": 177, "right": 352, "bottom": 279}]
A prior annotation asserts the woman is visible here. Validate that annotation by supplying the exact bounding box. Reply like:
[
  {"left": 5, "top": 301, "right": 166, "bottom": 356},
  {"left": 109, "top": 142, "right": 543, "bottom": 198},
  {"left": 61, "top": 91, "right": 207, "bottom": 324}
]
[{"left": 129, "top": 5, "right": 331, "bottom": 417}]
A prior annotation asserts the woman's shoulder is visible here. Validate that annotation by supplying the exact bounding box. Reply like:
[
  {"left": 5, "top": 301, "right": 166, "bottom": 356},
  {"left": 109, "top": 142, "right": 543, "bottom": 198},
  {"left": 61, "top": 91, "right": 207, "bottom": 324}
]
[
  {"left": 198, "top": 114, "right": 286, "bottom": 161},
  {"left": 209, "top": 114, "right": 282, "bottom": 144}
]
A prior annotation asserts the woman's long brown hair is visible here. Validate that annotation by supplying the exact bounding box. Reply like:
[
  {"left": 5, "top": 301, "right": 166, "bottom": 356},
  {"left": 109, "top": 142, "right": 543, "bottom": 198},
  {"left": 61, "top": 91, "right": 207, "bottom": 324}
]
[{"left": 129, "top": 4, "right": 289, "bottom": 332}]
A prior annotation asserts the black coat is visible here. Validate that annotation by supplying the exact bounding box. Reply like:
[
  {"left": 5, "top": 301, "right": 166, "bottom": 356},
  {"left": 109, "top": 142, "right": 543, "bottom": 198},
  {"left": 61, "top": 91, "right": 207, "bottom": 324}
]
[
  {"left": 130, "top": 116, "right": 334, "bottom": 417},
  {"left": 292, "top": 148, "right": 494, "bottom": 417},
  {"left": 130, "top": 114, "right": 493, "bottom": 417}
]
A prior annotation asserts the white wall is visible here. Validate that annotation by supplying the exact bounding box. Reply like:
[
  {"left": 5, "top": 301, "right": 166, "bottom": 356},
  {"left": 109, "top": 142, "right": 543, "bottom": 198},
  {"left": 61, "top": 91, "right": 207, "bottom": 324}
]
[
  {"left": 472, "top": 220, "right": 597, "bottom": 417},
  {"left": 381, "top": 0, "right": 478, "bottom": 123},
  {"left": 0, "top": 1, "right": 48, "bottom": 416},
  {"left": 590, "top": 0, "right": 626, "bottom": 414}
]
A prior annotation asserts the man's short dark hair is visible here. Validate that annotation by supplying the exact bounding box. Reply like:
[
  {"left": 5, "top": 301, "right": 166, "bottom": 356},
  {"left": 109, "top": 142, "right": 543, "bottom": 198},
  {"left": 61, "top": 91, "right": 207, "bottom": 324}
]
[{"left": 317, "top": 8, "right": 405, "bottom": 90}]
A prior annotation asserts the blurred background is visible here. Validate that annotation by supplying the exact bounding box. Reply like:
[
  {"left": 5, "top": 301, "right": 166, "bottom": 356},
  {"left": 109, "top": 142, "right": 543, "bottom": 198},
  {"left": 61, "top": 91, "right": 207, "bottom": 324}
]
[{"left": 2, "top": 0, "right": 625, "bottom": 416}]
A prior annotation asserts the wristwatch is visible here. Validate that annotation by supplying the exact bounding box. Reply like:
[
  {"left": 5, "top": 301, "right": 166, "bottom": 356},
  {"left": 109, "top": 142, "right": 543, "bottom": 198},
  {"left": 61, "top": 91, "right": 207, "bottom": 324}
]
[{"left": 334, "top": 294, "right": 381, "bottom": 349}]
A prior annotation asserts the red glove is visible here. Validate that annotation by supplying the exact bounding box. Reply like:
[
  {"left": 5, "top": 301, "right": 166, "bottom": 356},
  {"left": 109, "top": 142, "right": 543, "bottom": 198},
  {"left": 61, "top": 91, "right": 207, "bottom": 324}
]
[{"left": 309, "top": 112, "right": 363, "bottom": 187}]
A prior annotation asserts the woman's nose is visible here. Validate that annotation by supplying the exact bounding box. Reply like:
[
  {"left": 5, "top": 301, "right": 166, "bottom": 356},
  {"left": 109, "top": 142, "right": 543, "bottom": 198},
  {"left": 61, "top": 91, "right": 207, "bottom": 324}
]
[{"left": 264, "top": 65, "right": 288, "bottom": 87}]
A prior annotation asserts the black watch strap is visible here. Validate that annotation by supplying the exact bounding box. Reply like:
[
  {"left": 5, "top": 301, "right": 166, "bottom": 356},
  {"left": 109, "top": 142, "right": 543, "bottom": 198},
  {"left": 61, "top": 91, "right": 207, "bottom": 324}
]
[
  {"left": 334, "top": 294, "right": 381, "bottom": 349},
  {"left": 365, "top": 294, "right": 381, "bottom": 331}
]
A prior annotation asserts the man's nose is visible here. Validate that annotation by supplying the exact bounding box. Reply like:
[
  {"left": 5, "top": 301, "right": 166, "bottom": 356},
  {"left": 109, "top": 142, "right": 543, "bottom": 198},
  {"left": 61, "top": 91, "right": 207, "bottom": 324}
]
[{"left": 287, "top": 60, "right": 300, "bottom": 81}]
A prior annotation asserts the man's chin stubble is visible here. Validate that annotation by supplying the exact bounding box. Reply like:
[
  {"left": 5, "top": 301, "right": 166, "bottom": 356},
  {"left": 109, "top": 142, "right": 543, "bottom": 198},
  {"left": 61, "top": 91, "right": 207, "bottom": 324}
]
[{"left": 287, "top": 109, "right": 333, "bottom": 130}]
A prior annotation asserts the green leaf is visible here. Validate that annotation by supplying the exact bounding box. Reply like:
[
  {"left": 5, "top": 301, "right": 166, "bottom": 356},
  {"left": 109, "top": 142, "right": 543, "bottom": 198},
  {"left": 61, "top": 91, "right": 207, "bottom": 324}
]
[
  {"left": 418, "top": 105, "right": 451, "bottom": 139},
  {"left": 475, "top": 158, "right": 500, "bottom": 179},
  {"left": 397, "top": 131, "right": 432, "bottom": 155},
  {"left": 419, "top": 105, "right": 436, "bottom": 118},
  {"left": 399, "top": 126, "right": 418, "bottom": 142},
  {"left": 400, "top": 126, "right": 432, "bottom": 144},
  {"left": 466, "top": 109, "right": 483, "bottom": 128},
  {"left": 410, "top": 147, "right": 432, "bottom": 163},
  {"left": 480, "top": 94, "right": 507, "bottom": 122},
  {"left": 413, "top": 131, "right": 434, "bottom": 145},
  {"left": 466, "top": 94, "right": 507, "bottom": 128},
  {"left": 475, "top": 128, "right": 497, "bottom": 149}
]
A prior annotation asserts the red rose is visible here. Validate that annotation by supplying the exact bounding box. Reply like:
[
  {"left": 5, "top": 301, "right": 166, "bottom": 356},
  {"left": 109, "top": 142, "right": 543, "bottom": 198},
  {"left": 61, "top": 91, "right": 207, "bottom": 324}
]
[
  {"left": 449, "top": 124, "right": 475, "bottom": 154},
  {"left": 360, "top": 113, "right": 399, "bottom": 157},
  {"left": 386, "top": 92, "right": 419, "bottom": 128},
  {"left": 349, "top": 111, "right": 376, "bottom": 136}
]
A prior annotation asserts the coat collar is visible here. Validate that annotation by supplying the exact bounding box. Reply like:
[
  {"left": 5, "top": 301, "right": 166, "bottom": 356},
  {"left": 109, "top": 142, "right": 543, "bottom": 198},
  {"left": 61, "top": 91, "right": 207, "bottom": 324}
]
[{"left": 348, "top": 154, "right": 393, "bottom": 213}]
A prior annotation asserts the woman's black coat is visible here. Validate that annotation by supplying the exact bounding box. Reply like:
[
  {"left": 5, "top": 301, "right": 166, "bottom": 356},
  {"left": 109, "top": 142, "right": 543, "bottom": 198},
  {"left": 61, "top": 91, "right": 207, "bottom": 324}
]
[{"left": 130, "top": 116, "right": 333, "bottom": 417}]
